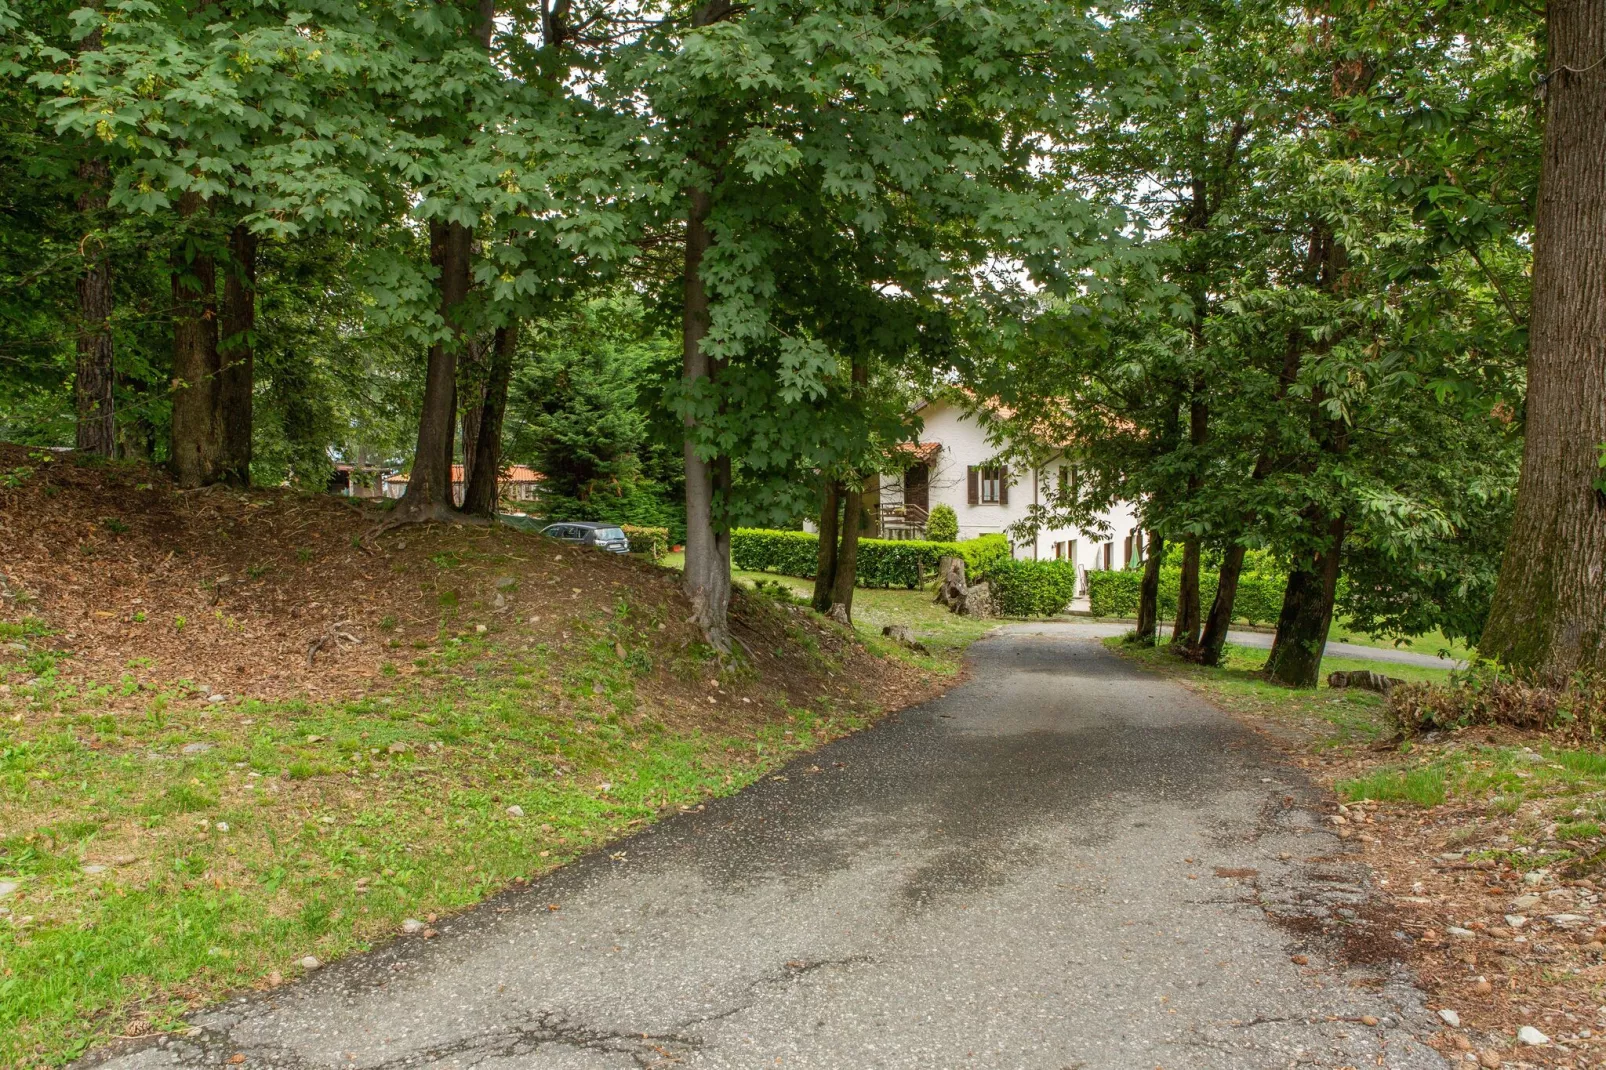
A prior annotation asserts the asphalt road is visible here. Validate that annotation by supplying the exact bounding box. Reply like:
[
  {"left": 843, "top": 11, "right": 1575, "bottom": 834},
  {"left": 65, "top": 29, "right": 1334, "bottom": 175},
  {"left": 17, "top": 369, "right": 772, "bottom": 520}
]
[{"left": 86, "top": 630, "right": 1447, "bottom": 1070}]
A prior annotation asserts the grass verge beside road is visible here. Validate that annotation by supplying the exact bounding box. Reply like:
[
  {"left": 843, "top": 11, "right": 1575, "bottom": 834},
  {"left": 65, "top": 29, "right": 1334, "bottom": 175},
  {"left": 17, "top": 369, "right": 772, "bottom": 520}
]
[{"left": 0, "top": 610, "right": 877, "bottom": 1066}]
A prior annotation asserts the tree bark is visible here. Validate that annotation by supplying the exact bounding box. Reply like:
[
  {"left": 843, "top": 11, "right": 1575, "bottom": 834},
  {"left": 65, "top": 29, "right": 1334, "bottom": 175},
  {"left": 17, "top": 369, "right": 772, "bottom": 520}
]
[
  {"left": 1135, "top": 530, "right": 1165, "bottom": 643},
  {"left": 459, "top": 334, "right": 487, "bottom": 495},
  {"left": 1480, "top": 0, "right": 1606, "bottom": 680},
  {"left": 681, "top": 183, "right": 731, "bottom": 652},
  {"left": 1266, "top": 515, "right": 1347, "bottom": 687},
  {"left": 1199, "top": 543, "right": 1246, "bottom": 666},
  {"left": 170, "top": 191, "right": 222, "bottom": 488},
  {"left": 462, "top": 323, "right": 517, "bottom": 516},
  {"left": 1171, "top": 537, "right": 1202, "bottom": 647},
  {"left": 75, "top": 151, "right": 115, "bottom": 457},
  {"left": 812, "top": 480, "right": 841, "bottom": 613},
  {"left": 831, "top": 478, "right": 865, "bottom": 621},
  {"left": 218, "top": 224, "right": 257, "bottom": 486},
  {"left": 397, "top": 220, "right": 473, "bottom": 519}
]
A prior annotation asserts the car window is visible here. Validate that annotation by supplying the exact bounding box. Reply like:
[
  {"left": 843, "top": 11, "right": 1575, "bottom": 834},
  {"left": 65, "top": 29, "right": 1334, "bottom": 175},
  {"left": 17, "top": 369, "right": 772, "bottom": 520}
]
[
  {"left": 545, "top": 525, "right": 570, "bottom": 539},
  {"left": 596, "top": 527, "right": 626, "bottom": 541}
]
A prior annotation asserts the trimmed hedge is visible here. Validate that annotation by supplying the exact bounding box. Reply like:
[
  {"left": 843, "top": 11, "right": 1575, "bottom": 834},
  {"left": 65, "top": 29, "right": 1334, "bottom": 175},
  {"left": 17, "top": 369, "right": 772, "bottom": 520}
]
[
  {"left": 621, "top": 525, "right": 669, "bottom": 561},
  {"left": 1086, "top": 567, "right": 1287, "bottom": 625},
  {"left": 988, "top": 559, "right": 1080, "bottom": 617},
  {"left": 730, "top": 529, "right": 1010, "bottom": 589}
]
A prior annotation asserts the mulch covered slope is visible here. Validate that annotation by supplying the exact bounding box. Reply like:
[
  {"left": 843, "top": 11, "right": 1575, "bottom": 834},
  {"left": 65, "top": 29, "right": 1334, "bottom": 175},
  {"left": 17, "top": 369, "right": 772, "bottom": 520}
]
[{"left": 0, "top": 444, "right": 935, "bottom": 722}]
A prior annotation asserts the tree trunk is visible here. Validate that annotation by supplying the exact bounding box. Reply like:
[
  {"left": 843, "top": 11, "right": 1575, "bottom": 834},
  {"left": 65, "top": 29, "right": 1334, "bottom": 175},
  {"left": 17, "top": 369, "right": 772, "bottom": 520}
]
[
  {"left": 396, "top": 221, "right": 473, "bottom": 519},
  {"left": 1199, "top": 543, "right": 1246, "bottom": 666},
  {"left": 1266, "top": 515, "right": 1347, "bottom": 688},
  {"left": 812, "top": 480, "right": 841, "bottom": 613},
  {"left": 218, "top": 224, "right": 256, "bottom": 486},
  {"left": 74, "top": 148, "right": 115, "bottom": 456},
  {"left": 681, "top": 184, "right": 731, "bottom": 652},
  {"left": 1172, "top": 374, "right": 1208, "bottom": 649},
  {"left": 1171, "top": 537, "right": 1202, "bottom": 647},
  {"left": 830, "top": 479, "right": 865, "bottom": 621},
  {"left": 1135, "top": 530, "right": 1165, "bottom": 643},
  {"left": 459, "top": 334, "right": 487, "bottom": 493},
  {"left": 1480, "top": 0, "right": 1606, "bottom": 680},
  {"left": 462, "top": 323, "right": 517, "bottom": 517},
  {"left": 170, "top": 191, "right": 222, "bottom": 488}
]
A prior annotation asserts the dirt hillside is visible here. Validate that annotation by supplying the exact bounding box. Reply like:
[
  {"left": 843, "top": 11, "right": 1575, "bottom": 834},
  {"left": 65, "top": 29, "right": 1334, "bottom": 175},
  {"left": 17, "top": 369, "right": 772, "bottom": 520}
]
[{"left": 0, "top": 444, "right": 933, "bottom": 719}]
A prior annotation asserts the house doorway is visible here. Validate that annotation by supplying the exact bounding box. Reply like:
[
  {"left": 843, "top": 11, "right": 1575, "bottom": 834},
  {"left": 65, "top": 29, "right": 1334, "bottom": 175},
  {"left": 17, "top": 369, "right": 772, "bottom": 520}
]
[{"left": 904, "top": 464, "right": 929, "bottom": 515}]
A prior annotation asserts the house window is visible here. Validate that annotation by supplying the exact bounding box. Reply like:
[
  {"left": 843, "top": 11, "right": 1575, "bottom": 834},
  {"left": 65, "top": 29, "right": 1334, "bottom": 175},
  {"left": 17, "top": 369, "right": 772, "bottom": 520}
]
[
  {"left": 1057, "top": 463, "right": 1078, "bottom": 498},
  {"left": 966, "top": 466, "right": 1009, "bottom": 506}
]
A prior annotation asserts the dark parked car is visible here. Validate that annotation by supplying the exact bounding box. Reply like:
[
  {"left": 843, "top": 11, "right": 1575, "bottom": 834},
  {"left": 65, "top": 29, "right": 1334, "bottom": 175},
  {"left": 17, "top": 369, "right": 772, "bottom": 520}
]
[{"left": 541, "top": 521, "right": 630, "bottom": 554}]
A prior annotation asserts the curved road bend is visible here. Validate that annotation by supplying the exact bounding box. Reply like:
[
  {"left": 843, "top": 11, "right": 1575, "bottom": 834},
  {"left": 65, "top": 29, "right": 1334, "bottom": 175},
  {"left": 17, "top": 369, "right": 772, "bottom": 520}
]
[{"left": 85, "top": 629, "right": 1447, "bottom": 1070}]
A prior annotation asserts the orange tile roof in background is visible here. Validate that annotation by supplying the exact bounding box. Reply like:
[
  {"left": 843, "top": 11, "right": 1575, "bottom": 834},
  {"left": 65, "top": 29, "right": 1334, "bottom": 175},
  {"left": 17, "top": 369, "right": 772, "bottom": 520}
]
[{"left": 385, "top": 465, "right": 544, "bottom": 485}]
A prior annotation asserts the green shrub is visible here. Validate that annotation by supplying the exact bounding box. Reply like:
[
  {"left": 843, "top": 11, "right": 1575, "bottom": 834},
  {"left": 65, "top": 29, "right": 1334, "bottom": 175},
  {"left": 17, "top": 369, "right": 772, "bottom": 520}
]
[
  {"left": 926, "top": 504, "right": 958, "bottom": 542},
  {"left": 1085, "top": 566, "right": 1287, "bottom": 625},
  {"left": 620, "top": 525, "right": 669, "bottom": 561},
  {"left": 730, "top": 529, "right": 1009, "bottom": 589},
  {"left": 989, "top": 559, "right": 1080, "bottom": 617}
]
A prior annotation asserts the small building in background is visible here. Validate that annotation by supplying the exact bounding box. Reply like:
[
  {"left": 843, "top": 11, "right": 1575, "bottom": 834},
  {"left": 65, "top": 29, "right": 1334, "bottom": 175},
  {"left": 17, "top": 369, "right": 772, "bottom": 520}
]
[
  {"left": 382, "top": 464, "right": 544, "bottom": 506},
  {"left": 875, "top": 397, "right": 1141, "bottom": 592},
  {"left": 329, "top": 464, "right": 391, "bottom": 499}
]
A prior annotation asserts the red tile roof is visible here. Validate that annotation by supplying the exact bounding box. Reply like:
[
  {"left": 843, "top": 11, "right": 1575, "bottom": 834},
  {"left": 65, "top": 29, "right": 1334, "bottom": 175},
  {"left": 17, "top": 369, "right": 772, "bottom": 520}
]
[
  {"left": 897, "top": 441, "right": 942, "bottom": 465},
  {"left": 385, "top": 465, "right": 543, "bottom": 484}
]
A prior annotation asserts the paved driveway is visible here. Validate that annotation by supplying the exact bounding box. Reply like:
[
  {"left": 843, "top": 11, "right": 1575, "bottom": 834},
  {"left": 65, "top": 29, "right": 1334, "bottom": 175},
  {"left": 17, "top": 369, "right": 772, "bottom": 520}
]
[{"left": 85, "top": 631, "right": 1446, "bottom": 1070}]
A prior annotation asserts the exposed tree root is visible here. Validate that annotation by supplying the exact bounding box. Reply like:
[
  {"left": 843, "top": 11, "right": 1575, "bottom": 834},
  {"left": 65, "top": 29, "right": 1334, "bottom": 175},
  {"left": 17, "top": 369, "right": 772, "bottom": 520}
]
[{"left": 362, "top": 501, "right": 489, "bottom": 547}]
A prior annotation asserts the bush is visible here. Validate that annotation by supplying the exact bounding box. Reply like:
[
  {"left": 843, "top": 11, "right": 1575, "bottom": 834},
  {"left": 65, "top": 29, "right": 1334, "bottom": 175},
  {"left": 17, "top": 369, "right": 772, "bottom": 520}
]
[
  {"left": 730, "top": 529, "right": 1009, "bottom": 589},
  {"left": 621, "top": 525, "right": 669, "bottom": 561},
  {"left": 1388, "top": 671, "right": 1606, "bottom": 741},
  {"left": 926, "top": 504, "right": 958, "bottom": 542},
  {"left": 1085, "top": 566, "right": 1287, "bottom": 625},
  {"left": 989, "top": 559, "right": 1080, "bottom": 617}
]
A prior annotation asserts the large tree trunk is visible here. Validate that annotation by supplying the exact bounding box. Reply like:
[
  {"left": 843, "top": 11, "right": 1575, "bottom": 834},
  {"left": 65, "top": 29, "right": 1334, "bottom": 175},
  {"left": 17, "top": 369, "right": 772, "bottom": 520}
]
[
  {"left": 462, "top": 323, "right": 517, "bottom": 517},
  {"left": 218, "top": 224, "right": 257, "bottom": 487},
  {"left": 170, "top": 191, "right": 222, "bottom": 488},
  {"left": 1480, "top": 0, "right": 1606, "bottom": 680},
  {"left": 1266, "top": 515, "right": 1347, "bottom": 687},
  {"left": 1135, "top": 530, "right": 1165, "bottom": 643},
  {"left": 1172, "top": 376, "right": 1208, "bottom": 648},
  {"left": 830, "top": 479, "right": 865, "bottom": 622},
  {"left": 681, "top": 184, "right": 731, "bottom": 652},
  {"left": 459, "top": 334, "right": 487, "bottom": 494},
  {"left": 812, "top": 480, "right": 841, "bottom": 613},
  {"left": 75, "top": 151, "right": 115, "bottom": 457},
  {"left": 1199, "top": 543, "right": 1246, "bottom": 666},
  {"left": 1171, "top": 537, "right": 1202, "bottom": 647},
  {"left": 396, "top": 221, "right": 473, "bottom": 520}
]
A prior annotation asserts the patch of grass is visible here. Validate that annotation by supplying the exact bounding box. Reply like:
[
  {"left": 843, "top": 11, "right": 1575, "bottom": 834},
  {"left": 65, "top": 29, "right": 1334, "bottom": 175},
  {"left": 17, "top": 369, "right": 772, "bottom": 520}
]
[
  {"left": 0, "top": 630, "right": 880, "bottom": 1066},
  {"left": 1338, "top": 767, "right": 1447, "bottom": 806},
  {"left": 1328, "top": 616, "right": 1473, "bottom": 664}
]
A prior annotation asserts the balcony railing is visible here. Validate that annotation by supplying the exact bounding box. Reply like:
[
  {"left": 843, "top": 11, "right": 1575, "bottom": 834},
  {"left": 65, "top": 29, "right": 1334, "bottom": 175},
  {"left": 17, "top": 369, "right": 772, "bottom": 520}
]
[{"left": 877, "top": 502, "right": 929, "bottom": 540}]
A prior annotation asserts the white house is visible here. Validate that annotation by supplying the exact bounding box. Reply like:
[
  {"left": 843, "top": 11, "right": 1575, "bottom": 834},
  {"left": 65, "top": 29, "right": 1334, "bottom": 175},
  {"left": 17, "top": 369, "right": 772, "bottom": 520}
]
[{"left": 872, "top": 397, "right": 1144, "bottom": 590}]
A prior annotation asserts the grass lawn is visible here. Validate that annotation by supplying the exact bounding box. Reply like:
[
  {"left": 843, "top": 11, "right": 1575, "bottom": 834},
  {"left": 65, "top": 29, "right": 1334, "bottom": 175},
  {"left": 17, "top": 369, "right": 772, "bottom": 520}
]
[
  {"left": 0, "top": 612, "right": 870, "bottom": 1066},
  {"left": 1328, "top": 617, "right": 1474, "bottom": 663},
  {"left": 662, "top": 553, "right": 995, "bottom": 672}
]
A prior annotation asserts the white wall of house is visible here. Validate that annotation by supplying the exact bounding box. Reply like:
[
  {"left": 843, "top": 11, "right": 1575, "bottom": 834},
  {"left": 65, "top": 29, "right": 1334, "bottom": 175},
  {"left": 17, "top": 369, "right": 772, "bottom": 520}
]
[{"left": 880, "top": 399, "right": 1143, "bottom": 588}]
